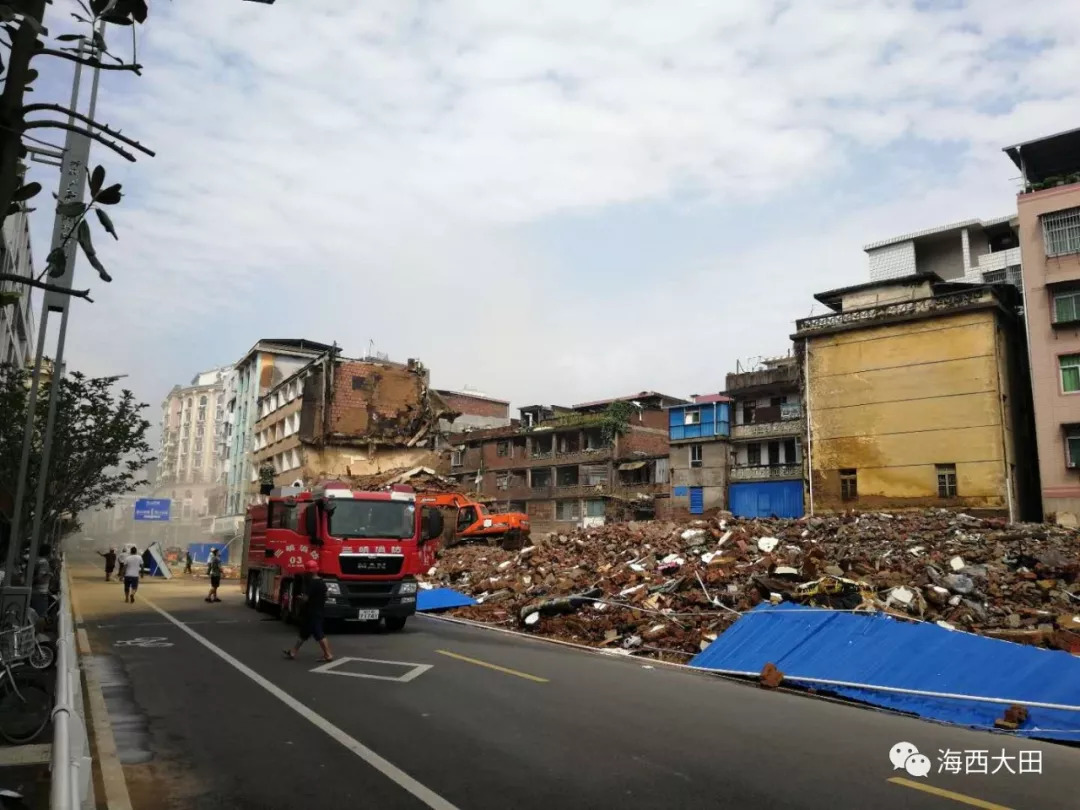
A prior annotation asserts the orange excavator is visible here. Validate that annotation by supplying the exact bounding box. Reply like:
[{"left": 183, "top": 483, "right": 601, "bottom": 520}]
[{"left": 414, "top": 493, "right": 530, "bottom": 550}]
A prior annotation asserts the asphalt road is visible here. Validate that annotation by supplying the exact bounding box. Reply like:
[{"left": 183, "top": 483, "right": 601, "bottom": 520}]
[{"left": 70, "top": 566, "right": 1080, "bottom": 810}]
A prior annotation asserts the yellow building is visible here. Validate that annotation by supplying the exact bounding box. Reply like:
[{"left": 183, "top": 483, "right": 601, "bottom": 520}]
[{"left": 792, "top": 274, "right": 1039, "bottom": 520}]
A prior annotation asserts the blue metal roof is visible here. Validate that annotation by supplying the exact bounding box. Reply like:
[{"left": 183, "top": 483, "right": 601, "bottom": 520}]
[{"left": 692, "top": 603, "right": 1080, "bottom": 741}]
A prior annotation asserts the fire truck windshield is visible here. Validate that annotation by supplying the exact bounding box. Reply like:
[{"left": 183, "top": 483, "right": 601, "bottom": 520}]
[{"left": 326, "top": 499, "right": 415, "bottom": 540}]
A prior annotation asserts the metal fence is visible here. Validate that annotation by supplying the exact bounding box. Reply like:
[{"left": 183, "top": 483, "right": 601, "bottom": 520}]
[{"left": 51, "top": 558, "right": 92, "bottom": 809}]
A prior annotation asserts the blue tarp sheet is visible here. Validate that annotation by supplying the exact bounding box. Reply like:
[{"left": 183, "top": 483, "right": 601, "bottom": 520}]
[
  {"left": 691, "top": 603, "right": 1080, "bottom": 741},
  {"left": 417, "top": 588, "right": 476, "bottom": 612}
]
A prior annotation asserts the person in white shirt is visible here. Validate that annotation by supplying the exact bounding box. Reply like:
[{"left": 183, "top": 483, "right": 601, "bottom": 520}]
[{"left": 121, "top": 546, "right": 142, "bottom": 603}]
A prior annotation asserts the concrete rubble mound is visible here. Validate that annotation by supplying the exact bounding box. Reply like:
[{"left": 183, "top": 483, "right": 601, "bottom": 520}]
[{"left": 425, "top": 509, "right": 1080, "bottom": 661}]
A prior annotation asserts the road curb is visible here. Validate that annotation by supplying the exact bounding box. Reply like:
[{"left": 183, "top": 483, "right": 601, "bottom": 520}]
[{"left": 69, "top": 579, "right": 134, "bottom": 810}]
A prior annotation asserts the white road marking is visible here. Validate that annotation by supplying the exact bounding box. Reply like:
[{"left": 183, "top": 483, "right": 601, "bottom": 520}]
[
  {"left": 141, "top": 596, "right": 459, "bottom": 810},
  {"left": 311, "top": 657, "right": 432, "bottom": 683}
]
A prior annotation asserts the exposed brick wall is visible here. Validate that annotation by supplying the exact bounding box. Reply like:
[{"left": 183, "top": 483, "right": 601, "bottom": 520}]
[
  {"left": 328, "top": 360, "right": 427, "bottom": 439},
  {"left": 527, "top": 500, "right": 554, "bottom": 521},
  {"left": 481, "top": 437, "right": 528, "bottom": 470},
  {"left": 617, "top": 426, "right": 670, "bottom": 458},
  {"left": 438, "top": 391, "right": 509, "bottom": 419}
]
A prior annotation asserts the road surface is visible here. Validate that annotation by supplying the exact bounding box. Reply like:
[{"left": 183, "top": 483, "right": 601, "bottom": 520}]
[{"left": 70, "top": 567, "right": 1079, "bottom": 810}]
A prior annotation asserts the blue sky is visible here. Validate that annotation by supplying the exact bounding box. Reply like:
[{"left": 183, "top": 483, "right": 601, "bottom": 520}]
[{"left": 21, "top": 0, "right": 1080, "bottom": 435}]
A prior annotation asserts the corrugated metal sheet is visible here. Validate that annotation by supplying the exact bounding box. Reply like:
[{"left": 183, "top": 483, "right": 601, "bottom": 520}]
[
  {"left": 188, "top": 543, "right": 229, "bottom": 564},
  {"left": 688, "top": 487, "right": 704, "bottom": 514},
  {"left": 669, "top": 403, "right": 731, "bottom": 441},
  {"left": 692, "top": 604, "right": 1080, "bottom": 741},
  {"left": 729, "top": 481, "right": 803, "bottom": 519},
  {"left": 417, "top": 588, "right": 476, "bottom": 611}
]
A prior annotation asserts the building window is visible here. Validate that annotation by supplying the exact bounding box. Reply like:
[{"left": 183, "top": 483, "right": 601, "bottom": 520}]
[
  {"left": 496, "top": 472, "right": 509, "bottom": 490},
  {"left": 768, "top": 441, "right": 780, "bottom": 466},
  {"left": 352, "top": 375, "right": 365, "bottom": 390},
  {"left": 496, "top": 441, "right": 509, "bottom": 457},
  {"left": 555, "top": 500, "right": 580, "bottom": 521},
  {"left": 684, "top": 409, "right": 701, "bottom": 426},
  {"left": 783, "top": 438, "right": 797, "bottom": 464},
  {"left": 689, "top": 443, "right": 703, "bottom": 468},
  {"left": 1043, "top": 207, "right": 1080, "bottom": 258},
  {"left": 747, "top": 442, "right": 761, "bottom": 466},
  {"left": 840, "top": 469, "right": 857, "bottom": 501},
  {"left": 742, "top": 400, "right": 756, "bottom": 425},
  {"left": 1067, "top": 429, "right": 1080, "bottom": 468},
  {"left": 1060, "top": 354, "right": 1080, "bottom": 393},
  {"left": 451, "top": 450, "right": 463, "bottom": 467},
  {"left": 936, "top": 463, "right": 957, "bottom": 498},
  {"left": 584, "top": 499, "right": 605, "bottom": 518},
  {"left": 1054, "top": 292, "right": 1080, "bottom": 324}
]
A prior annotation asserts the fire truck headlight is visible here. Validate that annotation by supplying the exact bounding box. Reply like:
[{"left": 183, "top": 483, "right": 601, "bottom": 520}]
[
  {"left": 325, "top": 582, "right": 341, "bottom": 596},
  {"left": 399, "top": 581, "right": 417, "bottom": 595}
]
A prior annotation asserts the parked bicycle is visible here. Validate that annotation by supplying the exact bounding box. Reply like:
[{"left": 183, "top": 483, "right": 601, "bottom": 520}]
[{"left": 0, "top": 627, "right": 52, "bottom": 745}]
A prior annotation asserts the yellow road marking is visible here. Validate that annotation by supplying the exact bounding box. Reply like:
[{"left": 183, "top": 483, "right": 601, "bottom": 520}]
[
  {"left": 435, "top": 649, "right": 549, "bottom": 683},
  {"left": 888, "top": 777, "right": 1014, "bottom": 810}
]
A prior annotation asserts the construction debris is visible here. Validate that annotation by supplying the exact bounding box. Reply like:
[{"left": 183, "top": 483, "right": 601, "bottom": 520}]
[{"left": 425, "top": 510, "right": 1080, "bottom": 661}]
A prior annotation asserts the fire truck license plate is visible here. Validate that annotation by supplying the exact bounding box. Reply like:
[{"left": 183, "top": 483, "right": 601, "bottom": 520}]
[{"left": 357, "top": 609, "right": 381, "bottom": 621}]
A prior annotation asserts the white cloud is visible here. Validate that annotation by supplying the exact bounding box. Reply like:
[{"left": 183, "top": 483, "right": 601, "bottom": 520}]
[{"left": 21, "top": 0, "right": 1080, "bottom": 423}]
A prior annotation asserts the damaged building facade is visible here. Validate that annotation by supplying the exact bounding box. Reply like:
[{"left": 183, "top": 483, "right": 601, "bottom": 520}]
[
  {"left": 251, "top": 350, "right": 452, "bottom": 490},
  {"left": 794, "top": 273, "right": 1039, "bottom": 520},
  {"left": 725, "top": 357, "right": 805, "bottom": 519},
  {"left": 447, "top": 392, "right": 683, "bottom": 534},
  {"left": 666, "top": 395, "right": 731, "bottom": 516}
]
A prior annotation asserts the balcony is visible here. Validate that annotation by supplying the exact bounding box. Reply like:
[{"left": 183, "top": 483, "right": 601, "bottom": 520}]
[
  {"left": 725, "top": 363, "right": 798, "bottom": 395},
  {"left": 729, "top": 464, "right": 803, "bottom": 482},
  {"left": 732, "top": 408, "right": 803, "bottom": 440},
  {"left": 795, "top": 288, "right": 994, "bottom": 336},
  {"left": 552, "top": 446, "right": 612, "bottom": 466},
  {"left": 611, "top": 481, "right": 668, "bottom": 498}
]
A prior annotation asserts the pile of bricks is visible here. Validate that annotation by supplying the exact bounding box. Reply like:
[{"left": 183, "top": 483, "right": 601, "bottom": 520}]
[{"left": 426, "top": 509, "right": 1080, "bottom": 661}]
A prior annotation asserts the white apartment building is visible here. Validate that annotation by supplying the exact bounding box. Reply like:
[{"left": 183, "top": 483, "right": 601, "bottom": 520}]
[
  {"left": 157, "top": 366, "right": 231, "bottom": 522},
  {"left": 865, "top": 216, "right": 1022, "bottom": 288},
  {"left": 0, "top": 207, "right": 36, "bottom": 366}
]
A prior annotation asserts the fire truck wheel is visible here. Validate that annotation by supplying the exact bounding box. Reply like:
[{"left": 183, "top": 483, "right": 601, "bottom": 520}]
[
  {"left": 245, "top": 575, "right": 256, "bottom": 608},
  {"left": 384, "top": 616, "right": 407, "bottom": 632}
]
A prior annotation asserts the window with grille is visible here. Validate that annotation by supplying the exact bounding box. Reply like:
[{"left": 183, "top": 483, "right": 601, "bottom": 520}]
[
  {"left": 1055, "top": 292, "right": 1080, "bottom": 324},
  {"left": 689, "top": 443, "right": 703, "bottom": 468},
  {"left": 840, "top": 469, "right": 857, "bottom": 501},
  {"left": 936, "top": 463, "right": 957, "bottom": 498},
  {"left": 747, "top": 442, "right": 761, "bottom": 466},
  {"left": 1060, "top": 354, "right": 1080, "bottom": 393},
  {"left": 555, "top": 500, "right": 580, "bottom": 520},
  {"left": 1067, "top": 431, "right": 1080, "bottom": 469},
  {"left": 1042, "top": 207, "right": 1080, "bottom": 257}
]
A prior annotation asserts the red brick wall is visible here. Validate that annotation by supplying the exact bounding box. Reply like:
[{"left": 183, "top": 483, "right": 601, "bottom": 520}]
[
  {"left": 439, "top": 392, "right": 509, "bottom": 419},
  {"left": 481, "top": 437, "right": 528, "bottom": 469},
  {"left": 638, "top": 409, "right": 669, "bottom": 431},
  {"left": 527, "top": 500, "right": 554, "bottom": 521},
  {"left": 328, "top": 361, "right": 425, "bottom": 439},
  {"left": 617, "top": 426, "right": 669, "bottom": 458}
]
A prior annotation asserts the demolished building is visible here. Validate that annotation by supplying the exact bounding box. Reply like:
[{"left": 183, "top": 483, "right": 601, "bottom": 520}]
[{"left": 251, "top": 349, "right": 455, "bottom": 489}]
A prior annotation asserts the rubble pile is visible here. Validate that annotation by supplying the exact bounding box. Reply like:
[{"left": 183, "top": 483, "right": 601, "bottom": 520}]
[{"left": 425, "top": 510, "right": 1080, "bottom": 661}]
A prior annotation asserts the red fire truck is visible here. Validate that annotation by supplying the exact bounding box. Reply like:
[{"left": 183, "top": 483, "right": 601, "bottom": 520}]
[{"left": 243, "top": 480, "right": 443, "bottom": 631}]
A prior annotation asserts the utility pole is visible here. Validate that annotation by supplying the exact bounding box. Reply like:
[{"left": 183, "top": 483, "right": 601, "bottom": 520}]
[{"left": 1, "top": 34, "right": 102, "bottom": 620}]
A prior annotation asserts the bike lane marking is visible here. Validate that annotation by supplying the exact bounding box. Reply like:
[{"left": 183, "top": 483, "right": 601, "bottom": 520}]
[{"left": 139, "top": 595, "right": 460, "bottom": 810}]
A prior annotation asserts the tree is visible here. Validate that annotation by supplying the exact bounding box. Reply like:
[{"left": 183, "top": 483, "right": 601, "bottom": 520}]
[
  {"left": 0, "top": 0, "right": 153, "bottom": 307},
  {"left": 0, "top": 362, "right": 154, "bottom": 547}
]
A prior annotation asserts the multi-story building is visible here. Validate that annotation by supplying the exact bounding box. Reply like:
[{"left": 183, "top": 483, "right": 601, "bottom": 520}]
[
  {"left": 221, "top": 338, "right": 334, "bottom": 516},
  {"left": 865, "top": 216, "right": 1022, "bottom": 288},
  {"left": 793, "top": 273, "right": 1039, "bottom": 520},
  {"left": 666, "top": 395, "right": 731, "bottom": 516},
  {"left": 1004, "top": 126, "right": 1080, "bottom": 523},
  {"left": 0, "top": 205, "right": 36, "bottom": 366},
  {"left": 448, "top": 392, "right": 684, "bottom": 533},
  {"left": 155, "top": 367, "right": 231, "bottom": 543},
  {"left": 251, "top": 351, "right": 451, "bottom": 490},
  {"left": 435, "top": 389, "right": 512, "bottom": 435},
  {"left": 725, "top": 356, "right": 805, "bottom": 518}
]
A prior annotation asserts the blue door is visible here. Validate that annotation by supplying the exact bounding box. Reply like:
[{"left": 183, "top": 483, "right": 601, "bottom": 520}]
[
  {"left": 689, "top": 487, "right": 704, "bottom": 514},
  {"left": 729, "top": 481, "right": 804, "bottom": 519}
]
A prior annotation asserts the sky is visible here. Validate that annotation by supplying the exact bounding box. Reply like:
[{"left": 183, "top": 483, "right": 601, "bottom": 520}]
[{"left": 22, "top": 0, "right": 1080, "bottom": 434}]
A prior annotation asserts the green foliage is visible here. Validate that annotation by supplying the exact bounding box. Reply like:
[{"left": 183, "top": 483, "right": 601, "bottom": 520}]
[
  {"left": 600, "top": 401, "right": 634, "bottom": 443},
  {"left": 258, "top": 463, "right": 277, "bottom": 485},
  {"left": 0, "top": 363, "right": 154, "bottom": 543}
]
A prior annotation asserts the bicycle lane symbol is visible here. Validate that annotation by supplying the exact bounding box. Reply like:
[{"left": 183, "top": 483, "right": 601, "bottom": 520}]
[{"left": 113, "top": 637, "right": 174, "bottom": 648}]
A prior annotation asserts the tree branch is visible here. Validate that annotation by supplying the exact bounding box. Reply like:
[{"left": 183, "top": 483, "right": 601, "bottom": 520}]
[
  {"left": 0, "top": 273, "right": 92, "bottom": 301},
  {"left": 22, "top": 103, "right": 154, "bottom": 155},
  {"left": 35, "top": 48, "right": 142, "bottom": 74},
  {"left": 22, "top": 120, "right": 136, "bottom": 162}
]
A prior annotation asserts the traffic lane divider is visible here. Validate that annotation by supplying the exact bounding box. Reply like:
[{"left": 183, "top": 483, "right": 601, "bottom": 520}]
[
  {"left": 434, "top": 650, "right": 549, "bottom": 683},
  {"left": 888, "top": 777, "right": 1014, "bottom": 810}
]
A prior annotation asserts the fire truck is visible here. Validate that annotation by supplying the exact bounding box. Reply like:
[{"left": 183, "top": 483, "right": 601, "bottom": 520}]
[{"left": 243, "top": 480, "right": 443, "bottom": 631}]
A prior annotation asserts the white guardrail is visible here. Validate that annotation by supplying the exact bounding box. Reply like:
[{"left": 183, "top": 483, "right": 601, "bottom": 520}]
[{"left": 51, "top": 557, "right": 92, "bottom": 809}]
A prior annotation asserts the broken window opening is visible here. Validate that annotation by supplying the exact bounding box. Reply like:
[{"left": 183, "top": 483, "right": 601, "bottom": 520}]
[
  {"left": 496, "top": 472, "right": 510, "bottom": 490},
  {"left": 532, "top": 437, "right": 554, "bottom": 458},
  {"left": 936, "top": 463, "right": 957, "bottom": 498},
  {"left": 530, "top": 469, "right": 552, "bottom": 489},
  {"left": 556, "top": 466, "right": 580, "bottom": 487},
  {"left": 840, "top": 469, "right": 857, "bottom": 501},
  {"left": 557, "top": 433, "right": 581, "bottom": 454},
  {"left": 496, "top": 441, "right": 509, "bottom": 457},
  {"left": 582, "top": 465, "right": 609, "bottom": 486},
  {"left": 351, "top": 375, "right": 366, "bottom": 390},
  {"left": 584, "top": 429, "right": 608, "bottom": 450}
]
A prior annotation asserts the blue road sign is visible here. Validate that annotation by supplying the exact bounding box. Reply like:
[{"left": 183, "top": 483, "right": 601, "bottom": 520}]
[{"left": 134, "top": 499, "right": 171, "bottom": 521}]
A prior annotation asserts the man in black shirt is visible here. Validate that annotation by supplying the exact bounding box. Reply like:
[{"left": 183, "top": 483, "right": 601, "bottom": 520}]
[{"left": 283, "top": 560, "right": 333, "bottom": 662}]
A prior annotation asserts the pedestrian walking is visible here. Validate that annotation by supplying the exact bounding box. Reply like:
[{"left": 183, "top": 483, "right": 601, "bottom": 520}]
[
  {"left": 97, "top": 548, "right": 117, "bottom": 581},
  {"left": 205, "top": 548, "right": 222, "bottom": 603},
  {"left": 283, "top": 561, "right": 333, "bottom": 662},
  {"left": 121, "top": 546, "right": 141, "bottom": 603},
  {"left": 183, "top": 551, "right": 192, "bottom": 575}
]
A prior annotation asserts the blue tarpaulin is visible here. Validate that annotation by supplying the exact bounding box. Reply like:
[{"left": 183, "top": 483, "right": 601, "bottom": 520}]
[
  {"left": 417, "top": 588, "right": 476, "bottom": 612},
  {"left": 691, "top": 603, "right": 1080, "bottom": 741}
]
